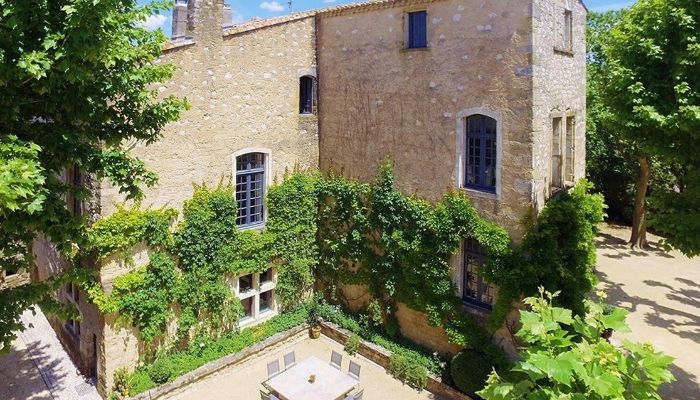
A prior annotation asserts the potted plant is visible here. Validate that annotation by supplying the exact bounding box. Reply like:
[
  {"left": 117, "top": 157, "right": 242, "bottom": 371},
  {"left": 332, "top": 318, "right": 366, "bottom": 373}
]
[{"left": 307, "top": 296, "right": 322, "bottom": 339}]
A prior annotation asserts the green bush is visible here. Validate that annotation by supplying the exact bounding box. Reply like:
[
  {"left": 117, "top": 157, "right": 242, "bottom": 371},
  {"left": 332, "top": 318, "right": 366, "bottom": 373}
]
[
  {"left": 450, "top": 349, "right": 495, "bottom": 396},
  {"left": 147, "top": 358, "right": 173, "bottom": 384},
  {"left": 344, "top": 334, "right": 361, "bottom": 355},
  {"left": 389, "top": 352, "right": 428, "bottom": 391}
]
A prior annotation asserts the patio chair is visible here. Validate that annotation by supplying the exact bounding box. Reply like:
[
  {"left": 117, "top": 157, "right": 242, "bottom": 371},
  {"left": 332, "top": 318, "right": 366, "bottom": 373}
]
[
  {"left": 267, "top": 359, "right": 281, "bottom": 379},
  {"left": 353, "top": 388, "right": 364, "bottom": 400},
  {"left": 330, "top": 350, "right": 342, "bottom": 370},
  {"left": 348, "top": 360, "right": 361, "bottom": 380},
  {"left": 283, "top": 351, "right": 296, "bottom": 370}
]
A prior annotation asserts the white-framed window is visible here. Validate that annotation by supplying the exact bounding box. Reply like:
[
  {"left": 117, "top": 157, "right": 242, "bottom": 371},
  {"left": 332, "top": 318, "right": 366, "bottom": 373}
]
[{"left": 234, "top": 267, "right": 277, "bottom": 326}]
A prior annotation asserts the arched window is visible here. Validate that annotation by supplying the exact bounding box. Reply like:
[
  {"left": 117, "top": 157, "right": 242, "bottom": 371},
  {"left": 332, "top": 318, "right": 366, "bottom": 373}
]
[
  {"left": 465, "top": 114, "right": 497, "bottom": 193},
  {"left": 299, "top": 76, "right": 316, "bottom": 114},
  {"left": 235, "top": 152, "right": 266, "bottom": 227}
]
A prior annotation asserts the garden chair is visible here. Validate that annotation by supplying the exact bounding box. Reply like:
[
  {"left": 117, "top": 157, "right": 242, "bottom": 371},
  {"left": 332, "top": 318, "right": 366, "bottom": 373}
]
[
  {"left": 267, "top": 359, "right": 281, "bottom": 379},
  {"left": 348, "top": 360, "right": 361, "bottom": 380},
  {"left": 283, "top": 351, "right": 296, "bottom": 370},
  {"left": 330, "top": 350, "right": 342, "bottom": 369},
  {"left": 353, "top": 388, "right": 364, "bottom": 400}
]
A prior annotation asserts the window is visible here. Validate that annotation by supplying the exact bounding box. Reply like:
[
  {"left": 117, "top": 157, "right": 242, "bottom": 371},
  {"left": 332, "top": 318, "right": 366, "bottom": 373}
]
[
  {"left": 551, "top": 117, "right": 563, "bottom": 188},
  {"left": 563, "top": 10, "right": 573, "bottom": 51},
  {"left": 299, "top": 76, "right": 316, "bottom": 115},
  {"left": 235, "top": 153, "right": 265, "bottom": 227},
  {"left": 465, "top": 114, "right": 497, "bottom": 193},
  {"left": 235, "top": 268, "right": 276, "bottom": 325},
  {"left": 65, "top": 282, "right": 79, "bottom": 304},
  {"left": 66, "top": 318, "right": 80, "bottom": 338},
  {"left": 407, "top": 11, "right": 427, "bottom": 49},
  {"left": 565, "top": 116, "right": 575, "bottom": 183},
  {"left": 462, "top": 238, "right": 494, "bottom": 309}
]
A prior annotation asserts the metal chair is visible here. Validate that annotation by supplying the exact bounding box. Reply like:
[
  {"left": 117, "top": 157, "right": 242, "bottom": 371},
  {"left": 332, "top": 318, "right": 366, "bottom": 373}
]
[
  {"left": 348, "top": 360, "right": 361, "bottom": 380},
  {"left": 283, "top": 350, "right": 296, "bottom": 370},
  {"left": 353, "top": 388, "right": 364, "bottom": 400},
  {"left": 330, "top": 350, "right": 342, "bottom": 369},
  {"left": 267, "top": 359, "right": 281, "bottom": 379}
]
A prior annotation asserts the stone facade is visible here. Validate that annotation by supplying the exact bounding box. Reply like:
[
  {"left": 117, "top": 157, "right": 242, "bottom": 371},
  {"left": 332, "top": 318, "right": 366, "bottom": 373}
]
[{"left": 29, "top": 0, "right": 586, "bottom": 395}]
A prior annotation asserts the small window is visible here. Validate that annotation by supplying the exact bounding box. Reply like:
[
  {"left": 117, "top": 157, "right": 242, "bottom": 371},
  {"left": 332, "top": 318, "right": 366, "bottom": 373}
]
[
  {"left": 407, "top": 11, "right": 427, "bottom": 49},
  {"left": 563, "top": 10, "right": 573, "bottom": 51},
  {"left": 565, "top": 116, "right": 575, "bottom": 183},
  {"left": 551, "top": 117, "right": 563, "bottom": 189},
  {"left": 241, "top": 297, "right": 254, "bottom": 320},
  {"left": 239, "top": 274, "right": 254, "bottom": 293},
  {"left": 260, "top": 268, "right": 273, "bottom": 285},
  {"left": 66, "top": 282, "right": 79, "bottom": 304},
  {"left": 462, "top": 238, "right": 494, "bottom": 309},
  {"left": 236, "top": 269, "right": 277, "bottom": 325},
  {"left": 465, "top": 114, "right": 497, "bottom": 193},
  {"left": 235, "top": 153, "right": 265, "bottom": 227},
  {"left": 299, "top": 76, "right": 316, "bottom": 115},
  {"left": 65, "top": 317, "right": 81, "bottom": 339},
  {"left": 259, "top": 290, "right": 273, "bottom": 313}
]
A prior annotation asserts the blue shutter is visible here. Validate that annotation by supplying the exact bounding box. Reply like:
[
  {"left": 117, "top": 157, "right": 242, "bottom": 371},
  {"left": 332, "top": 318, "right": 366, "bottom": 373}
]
[{"left": 408, "top": 11, "right": 427, "bottom": 48}]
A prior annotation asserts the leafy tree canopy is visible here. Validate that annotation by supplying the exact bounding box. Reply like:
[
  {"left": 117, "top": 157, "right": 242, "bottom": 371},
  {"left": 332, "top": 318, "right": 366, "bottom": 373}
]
[
  {"left": 0, "top": 0, "right": 187, "bottom": 351},
  {"left": 601, "top": 0, "right": 700, "bottom": 254}
]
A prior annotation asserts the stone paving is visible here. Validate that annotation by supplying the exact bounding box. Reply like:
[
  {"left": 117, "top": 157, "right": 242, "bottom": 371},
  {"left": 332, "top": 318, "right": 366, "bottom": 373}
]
[
  {"left": 596, "top": 224, "right": 700, "bottom": 399},
  {"left": 0, "top": 309, "right": 101, "bottom": 400}
]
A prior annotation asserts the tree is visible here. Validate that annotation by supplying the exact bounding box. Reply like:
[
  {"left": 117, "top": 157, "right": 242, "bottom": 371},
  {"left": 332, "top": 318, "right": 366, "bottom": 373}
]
[
  {"left": 0, "top": 0, "right": 187, "bottom": 351},
  {"left": 477, "top": 289, "right": 675, "bottom": 400},
  {"left": 602, "top": 0, "right": 700, "bottom": 252}
]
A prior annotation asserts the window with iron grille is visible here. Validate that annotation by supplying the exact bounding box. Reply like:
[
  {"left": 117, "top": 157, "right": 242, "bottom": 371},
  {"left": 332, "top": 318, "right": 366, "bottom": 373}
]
[
  {"left": 462, "top": 237, "right": 494, "bottom": 309},
  {"left": 235, "top": 153, "right": 265, "bottom": 227},
  {"left": 407, "top": 11, "right": 427, "bottom": 49},
  {"left": 299, "top": 76, "right": 316, "bottom": 114},
  {"left": 465, "top": 114, "right": 497, "bottom": 193}
]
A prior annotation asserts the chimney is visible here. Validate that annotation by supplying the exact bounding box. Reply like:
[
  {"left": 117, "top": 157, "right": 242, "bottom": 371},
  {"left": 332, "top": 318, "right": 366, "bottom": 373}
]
[
  {"left": 171, "top": 0, "right": 188, "bottom": 40},
  {"left": 222, "top": 3, "right": 234, "bottom": 27},
  {"left": 186, "top": 0, "right": 224, "bottom": 42}
]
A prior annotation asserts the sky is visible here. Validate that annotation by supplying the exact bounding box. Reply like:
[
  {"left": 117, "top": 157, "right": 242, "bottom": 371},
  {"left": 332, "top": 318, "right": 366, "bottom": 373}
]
[{"left": 138, "top": 0, "right": 636, "bottom": 36}]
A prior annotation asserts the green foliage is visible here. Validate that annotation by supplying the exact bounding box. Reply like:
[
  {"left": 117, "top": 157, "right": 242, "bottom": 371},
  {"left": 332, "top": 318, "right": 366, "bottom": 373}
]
[
  {"left": 0, "top": 0, "right": 187, "bottom": 347},
  {"left": 127, "top": 307, "right": 309, "bottom": 395},
  {"left": 389, "top": 352, "right": 429, "bottom": 391},
  {"left": 315, "top": 163, "right": 512, "bottom": 352},
  {"left": 477, "top": 289, "right": 675, "bottom": 400},
  {"left": 451, "top": 349, "right": 500, "bottom": 396},
  {"left": 344, "top": 333, "right": 361, "bottom": 355},
  {"left": 600, "top": 0, "right": 700, "bottom": 255},
  {"left": 111, "top": 367, "right": 130, "bottom": 399},
  {"left": 503, "top": 181, "right": 606, "bottom": 316}
]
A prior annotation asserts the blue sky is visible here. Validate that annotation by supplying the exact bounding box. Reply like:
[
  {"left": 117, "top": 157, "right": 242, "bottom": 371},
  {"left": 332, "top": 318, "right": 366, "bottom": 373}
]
[{"left": 138, "top": 0, "right": 636, "bottom": 36}]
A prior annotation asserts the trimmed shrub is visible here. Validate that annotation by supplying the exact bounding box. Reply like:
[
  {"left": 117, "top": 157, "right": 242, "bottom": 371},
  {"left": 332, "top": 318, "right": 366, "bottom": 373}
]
[
  {"left": 389, "top": 352, "right": 428, "bottom": 391},
  {"left": 147, "top": 358, "right": 173, "bottom": 384},
  {"left": 344, "top": 334, "right": 361, "bottom": 355},
  {"left": 450, "top": 349, "right": 494, "bottom": 396}
]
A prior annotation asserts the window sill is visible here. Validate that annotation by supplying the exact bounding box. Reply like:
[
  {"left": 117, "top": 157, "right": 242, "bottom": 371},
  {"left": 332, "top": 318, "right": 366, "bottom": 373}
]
[
  {"left": 462, "top": 187, "right": 499, "bottom": 201},
  {"left": 460, "top": 301, "right": 491, "bottom": 322},
  {"left": 238, "top": 223, "right": 265, "bottom": 232},
  {"left": 298, "top": 113, "right": 317, "bottom": 118},
  {"left": 401, "top": 46, "right": 430, "bottom": 53},
  {"left": 553, "top": 46, "right": 574, "bottom": 57}
]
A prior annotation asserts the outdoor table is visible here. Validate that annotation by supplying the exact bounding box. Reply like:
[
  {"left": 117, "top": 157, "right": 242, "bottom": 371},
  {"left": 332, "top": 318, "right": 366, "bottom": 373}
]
[{"left": 265, "top": 356, "right": 358, "bottom": 400}]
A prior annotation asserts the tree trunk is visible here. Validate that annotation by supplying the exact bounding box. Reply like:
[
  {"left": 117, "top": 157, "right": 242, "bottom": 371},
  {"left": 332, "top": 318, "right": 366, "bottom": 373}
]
[{"left": 630, "top": 154, "right": 650, "bottom": 248}]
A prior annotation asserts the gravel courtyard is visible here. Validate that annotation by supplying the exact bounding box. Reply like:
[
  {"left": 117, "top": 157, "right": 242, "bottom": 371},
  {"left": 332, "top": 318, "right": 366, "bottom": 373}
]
[{"left": 596, "top": 224, "right": 700, "bottom": 399}]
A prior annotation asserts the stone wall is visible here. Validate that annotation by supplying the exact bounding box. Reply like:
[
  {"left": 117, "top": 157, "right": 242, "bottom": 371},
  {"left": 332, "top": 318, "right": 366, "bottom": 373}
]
[
  {"left": 99, "top": 4, "right": 319, "bottom": 215},
  {"left": 317, "top": 0, "right": 536, "bottom": 239},
  {"left": 531, "top": 0, "right": 587, "bottom": 210}
]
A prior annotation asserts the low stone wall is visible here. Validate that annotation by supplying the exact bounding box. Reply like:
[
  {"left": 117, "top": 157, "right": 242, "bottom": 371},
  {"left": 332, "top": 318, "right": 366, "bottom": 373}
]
[
  {"left": 128, "top": 324, "right": 308, "bottom": 400},
  {"left": 320, "top": 322, "right": 474, "bottom": 400}
]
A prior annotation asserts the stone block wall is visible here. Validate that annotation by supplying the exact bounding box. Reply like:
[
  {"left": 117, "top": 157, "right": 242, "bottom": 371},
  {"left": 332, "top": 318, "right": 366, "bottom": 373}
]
[
  {"left": 531, "top": 0, "right": 587, "bottom": 210},
  {"left": 317, "top": 0, "right": 536, "bottom": 240}
]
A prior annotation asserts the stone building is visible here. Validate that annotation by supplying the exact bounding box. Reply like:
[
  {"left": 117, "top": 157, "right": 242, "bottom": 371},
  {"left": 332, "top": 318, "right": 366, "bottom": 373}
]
[{"left": 31, "top": 0, "right": 587, "bottom": 395}]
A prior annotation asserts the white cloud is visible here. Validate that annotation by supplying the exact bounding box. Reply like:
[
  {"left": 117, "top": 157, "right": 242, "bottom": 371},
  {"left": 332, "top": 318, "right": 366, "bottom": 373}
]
[
  {"left": 137, "top": 14, "right": 167, "bottom": 31},
  {"left": 260, "top": 1, "right": 285, "bottom": 12},
  {"left": 591, "top": 1, "right": 634, "bottom": 12}
]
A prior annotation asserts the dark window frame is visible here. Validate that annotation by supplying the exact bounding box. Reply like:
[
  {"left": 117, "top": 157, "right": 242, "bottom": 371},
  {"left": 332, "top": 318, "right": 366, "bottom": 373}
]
[
  {"left": 235, "top": 153, "right": 266, "bottom": 228},
  {"left": 462, "top": 237, "right": 494, "bottom": 310},
  {"left": 407, "top": 10, "right": 428, "bottom": 49},
  {"left": 465, "top": 114, "right": 498, "bottom": 193},
  {"left": 299, "top": 76, "right": 316, "bottom": 115}
]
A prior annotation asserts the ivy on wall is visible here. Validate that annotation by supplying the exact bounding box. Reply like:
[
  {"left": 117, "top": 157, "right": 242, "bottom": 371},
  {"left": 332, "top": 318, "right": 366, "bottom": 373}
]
[{"left": 83, "top": 162, "right": 604, "bottom": 368}]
